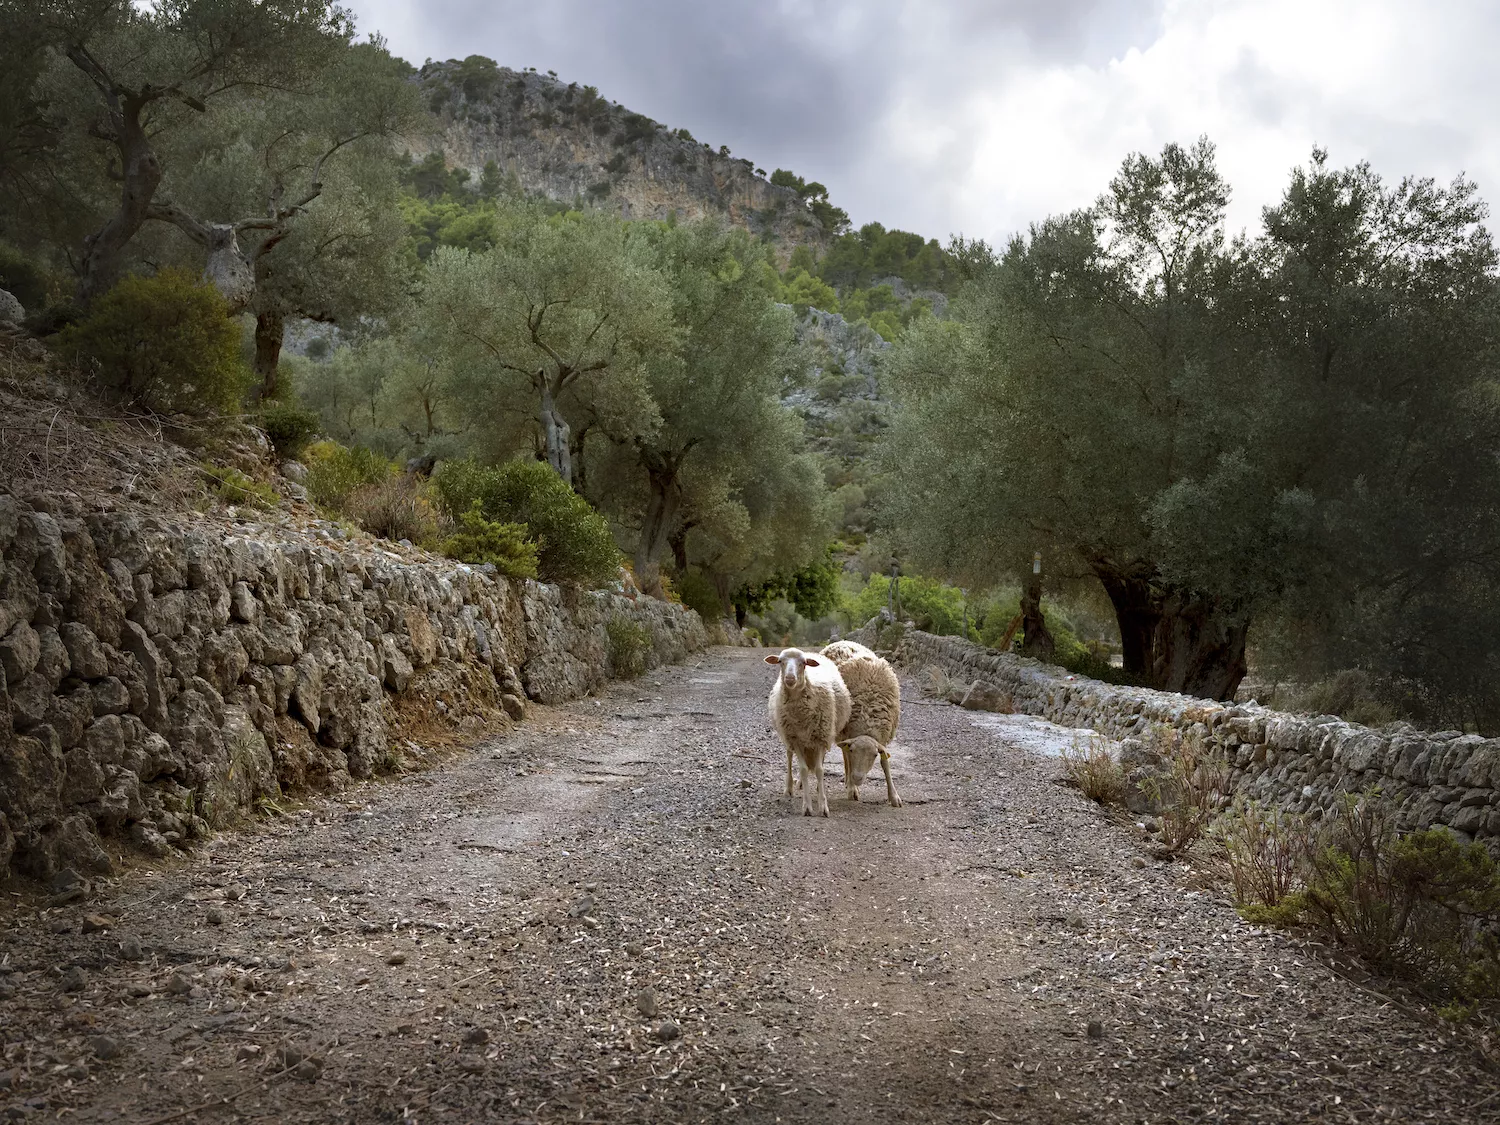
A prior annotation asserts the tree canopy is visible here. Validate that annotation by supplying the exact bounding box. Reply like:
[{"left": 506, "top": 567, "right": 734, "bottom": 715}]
[{"left": 883, "top": 140, "right": 1500, "bottom": 709}]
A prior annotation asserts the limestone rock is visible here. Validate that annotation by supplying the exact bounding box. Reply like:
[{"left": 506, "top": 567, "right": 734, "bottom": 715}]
[
  {"left": 60, "top": 622, "right": 110, "bottom": 680},
  {"left": 0, "top": 620, "right": 40, "bottom": 683},
  {"left": 0, "top": 287, "right": 24, "bottom": 325},
  {"left": 959, "top": 681, "right": 1011, "bottom": 713}
]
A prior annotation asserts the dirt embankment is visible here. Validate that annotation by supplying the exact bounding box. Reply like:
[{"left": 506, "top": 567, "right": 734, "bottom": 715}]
[{"left": 1, "top": 647, "right": 1496, "bottom": 1124}]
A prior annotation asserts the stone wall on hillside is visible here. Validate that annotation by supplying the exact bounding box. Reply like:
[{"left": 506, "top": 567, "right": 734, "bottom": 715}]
[
  {"left": 864, "top": 626, "right": 1500, "bottom": 853},
  {"left": 0, "top": 496, "right": 706, "bottom": 884}
]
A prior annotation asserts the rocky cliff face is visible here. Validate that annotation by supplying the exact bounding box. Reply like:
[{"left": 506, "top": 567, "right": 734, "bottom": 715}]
[
  {"left": 408, "top": 62, "right": 830, "bottom": 256},
  {"left": 0, "top": 492, "right": 706, "bottom": 885}
]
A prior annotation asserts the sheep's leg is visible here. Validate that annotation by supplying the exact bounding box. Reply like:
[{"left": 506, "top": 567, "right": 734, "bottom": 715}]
[
  {"left": 785, "top": 742, "right": 795, "bottom": 797},
  {"left": 880, "top": 746, "right": 904, "bottom": 808},
  {"left": 799, "top": 758, "right": 815, "bottom": 816},
  {"left": 815, "top": 759, "right": 830, "bottom": 817}
]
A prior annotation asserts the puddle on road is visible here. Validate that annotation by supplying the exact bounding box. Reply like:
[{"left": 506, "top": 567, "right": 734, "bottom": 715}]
[{"left": 965, "top": 712, "right": 1104, "bottom": 758}]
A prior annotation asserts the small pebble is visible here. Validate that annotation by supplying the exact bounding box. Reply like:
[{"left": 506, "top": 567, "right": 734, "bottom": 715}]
[
  {"left": 636, "top": 988, "right": 659, "bottom": 1018},
  {"left": 205, "top": 907, "right": 224, "bottom": 926},
  {"left": 119, "top": 935, "right": 144, "bottom": 961},
  {"left": 60, "top": 967, "right": 88, "bottom": 993},
  {"left": 463, "top": 1026, "right": 490, "bottom": 1045},
  {"left": 1132, "top": 856, "right": 1147, "bottom": 868},
  {"left": 236, "top": 1044, "right": 263, "bottom": 1062},
  {"left": 225, "top": 884, "right": 248, "bottom": 901},
  {"left": 460, "top": 1057, "right": 486, "bottom": 1074},
  {"left": 294, "top": 1058, "right": 323, "bottom": 1081},
  {"left": 164, "top": 973, "right": 193, "bottom": 996},
  {"left": 623, "top": 942, "right": 643, "bottom": 957},
  {"left": 1087, "top": 1020, "right": 1104, "bottom": 1039},
  {"left": 385, "top": 952, "right": 407, "bottom": 966},
  {"left": 80, "top": 914, "right": 115, "bottom": 934},
  {"left": 654, "top": 1020, "right": 681, "bottom": 1042},
  {"left": 89, "top": 1036, "right": 122, "bottom": 1060}
]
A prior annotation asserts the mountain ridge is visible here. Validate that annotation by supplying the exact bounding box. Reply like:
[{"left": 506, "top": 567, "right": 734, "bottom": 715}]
[{"left": 403, "top": 57, "right": 839, "bottom": 257}]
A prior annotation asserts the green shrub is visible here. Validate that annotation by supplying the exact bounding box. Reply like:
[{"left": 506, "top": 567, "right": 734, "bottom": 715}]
[
  {"left": 0, "top": 241, "right": 53, "bottom": 309},
  {"left": 303, "top": 440, "right": 394, "bottom": 510},
  {"left": 606, "top": 614, "right": 653, "bottom": 679},
  {"left": 258, "top": 401, "right": 322, "bottom": 458},
  {"left": 342, "top": 475, "right": 441, "bottom": 544},
  {"left": 1302, "top": 798, "right": 1500, "bottom": 1002},
  {"left": 56, "top": 270, "right": 248, "bottom": 415},
  {"left": 441, "top": 504, "right": 539, "bottom": 578},
  {"left": 1282, "top": 669, "right": 1399, "bottom": 727},
  {"left": 846, "top": 573, "right": 969, "bottom": 636},
  {"left": 200, "top": 464, "right": 279, "bottom": 509},
  {"left": 432, "top": 459, "right": 620, "bottom": 586},
  {"left": 676, "top": 568, "right": 723, "bottom": 622}
]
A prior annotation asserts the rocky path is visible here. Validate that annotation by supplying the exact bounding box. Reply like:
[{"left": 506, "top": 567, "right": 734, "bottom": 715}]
[{"left": 1, "top": 647, "right": 1496, "bottom": 1124}]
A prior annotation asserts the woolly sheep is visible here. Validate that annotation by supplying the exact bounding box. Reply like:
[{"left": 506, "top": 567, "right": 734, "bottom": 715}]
[
  {"left": 765, "top": 647, "right": 852, "bottom": 817},
  {"left": 821, "top": 639, "right": 904, "bottom": 808}
]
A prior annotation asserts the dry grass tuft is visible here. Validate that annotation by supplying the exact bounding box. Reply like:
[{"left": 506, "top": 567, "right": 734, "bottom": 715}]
[
  {"left": 0, "top": 338, "right": 199, "bottom": 506},
  {"left": 1061, "top": 734, "right": 1125, "bottom": 805}
]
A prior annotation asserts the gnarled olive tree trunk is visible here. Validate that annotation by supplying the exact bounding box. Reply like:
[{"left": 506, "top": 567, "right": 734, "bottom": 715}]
[
  {"left": 632, "top": 449, "right": 687, "bottom": 599},
  {"left": 1018, "top": 576, "right": 1055, "bottom": 662},
  {"left": 1091, "top": 560, "right": 1250, "bottom": 700}
]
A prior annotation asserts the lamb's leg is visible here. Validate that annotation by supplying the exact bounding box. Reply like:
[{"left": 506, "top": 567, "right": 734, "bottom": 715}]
[
  {"left": 880, "top": 746, "right": 904, "bottom": 808},
  {"left": 840, "top": 744, "right": 859, "bottom": 800}
]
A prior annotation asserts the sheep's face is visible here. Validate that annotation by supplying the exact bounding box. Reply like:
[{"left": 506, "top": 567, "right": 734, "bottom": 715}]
[
  {"left": 765, "top": 648, "right": 821, "bottom": 691},
  {"left": 848, "top": 735, "right": 882, "bottom": 785}
]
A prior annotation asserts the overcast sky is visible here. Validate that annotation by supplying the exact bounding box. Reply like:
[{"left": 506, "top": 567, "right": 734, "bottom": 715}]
[{"left": 346, "top": 0, "right": 1499, "bottom": 246}]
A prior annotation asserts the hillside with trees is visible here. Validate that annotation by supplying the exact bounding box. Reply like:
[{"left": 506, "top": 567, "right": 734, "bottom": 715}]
[{"left": 4, "top": 1, "right": 1500, "bottom": 737}]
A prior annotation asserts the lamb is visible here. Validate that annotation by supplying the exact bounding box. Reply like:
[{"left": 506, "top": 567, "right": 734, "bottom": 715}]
[
  {"left": 820, "top": 639, "right": 904, "bottom": 808},
  {"left": 765, "top": 647, "right": 852, "bottom": 817}
]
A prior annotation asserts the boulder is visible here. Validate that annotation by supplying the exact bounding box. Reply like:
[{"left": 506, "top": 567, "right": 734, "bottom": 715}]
[
  {"left": 960, "top": 681, "right": 1012, "bottom": 713},
  {"left": 0, "top": 287, "right": 24, "bottom": 325}
]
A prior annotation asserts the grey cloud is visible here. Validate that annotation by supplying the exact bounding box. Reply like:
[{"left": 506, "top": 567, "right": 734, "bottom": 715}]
[
  {"left": 354, "top": 0, "right": 1165, "bottom": 235},
  {"left": 350, "top": 0, "right": 1500, "bottom": 245}
]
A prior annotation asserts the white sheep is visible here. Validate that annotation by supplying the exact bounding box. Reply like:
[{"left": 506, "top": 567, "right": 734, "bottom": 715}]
[
  {"left": 765, "top": 647, "right": 852, "bottom": 817},
  {"left": 821, "top": 639, "right": 904, "bottom": 807}
]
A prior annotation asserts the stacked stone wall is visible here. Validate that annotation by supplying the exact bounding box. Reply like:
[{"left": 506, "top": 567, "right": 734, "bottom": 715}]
[
  {"left": 868, "top": 627, "right": 1500, "bottom": 853},
  {"left": 0, "top": 496, "right": 705, "bottom": 882}
]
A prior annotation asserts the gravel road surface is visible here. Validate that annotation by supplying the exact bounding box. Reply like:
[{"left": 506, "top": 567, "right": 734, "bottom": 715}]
[{"left": 2, "top": 646, "right": 1495, "bottom": 1123}]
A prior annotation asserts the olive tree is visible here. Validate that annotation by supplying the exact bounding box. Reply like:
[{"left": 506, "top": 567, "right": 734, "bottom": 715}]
[
  {"left": 884, "top": 140, "right": 1500, "bottom": 703},
  {"left": 18, "top": 0, "right": 354, "bottom": 303},
  {"left": 151, "top": 39, "right": 423, "bottom": 395},
  {"left": 418, "top": 205, "right": 674, "bottom": 487},
  {"left": 590, "top": 221, "right": 807, "bottom": 596}
]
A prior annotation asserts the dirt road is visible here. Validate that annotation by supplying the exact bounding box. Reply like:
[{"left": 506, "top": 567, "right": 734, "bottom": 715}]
[{"left": 2, "top": 647, "right": 1496, "bottom": 1123}]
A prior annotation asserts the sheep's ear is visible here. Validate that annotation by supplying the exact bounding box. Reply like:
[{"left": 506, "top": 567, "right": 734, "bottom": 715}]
[
  {"left": 763, "top": 654, "right": 781, "bottom": 665},
  {"left": 803, "top": 655, "right": 821, "bottom": 667}
]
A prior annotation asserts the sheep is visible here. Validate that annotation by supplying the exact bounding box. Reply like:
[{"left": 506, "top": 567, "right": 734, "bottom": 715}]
[
  {"left": 765, "top": 647, "right": 852, "bottom": 817},
  {"left": 820, "top": 639, "right": 904, "bottom": 807}
]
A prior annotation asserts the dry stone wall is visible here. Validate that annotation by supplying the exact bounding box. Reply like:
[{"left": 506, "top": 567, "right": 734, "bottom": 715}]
[
  {"left": 0, "top": 495, "right": 705, "bottom": 884},
  {"left": 870, "top": 627, "right": 1500, "bottom": 854}
]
